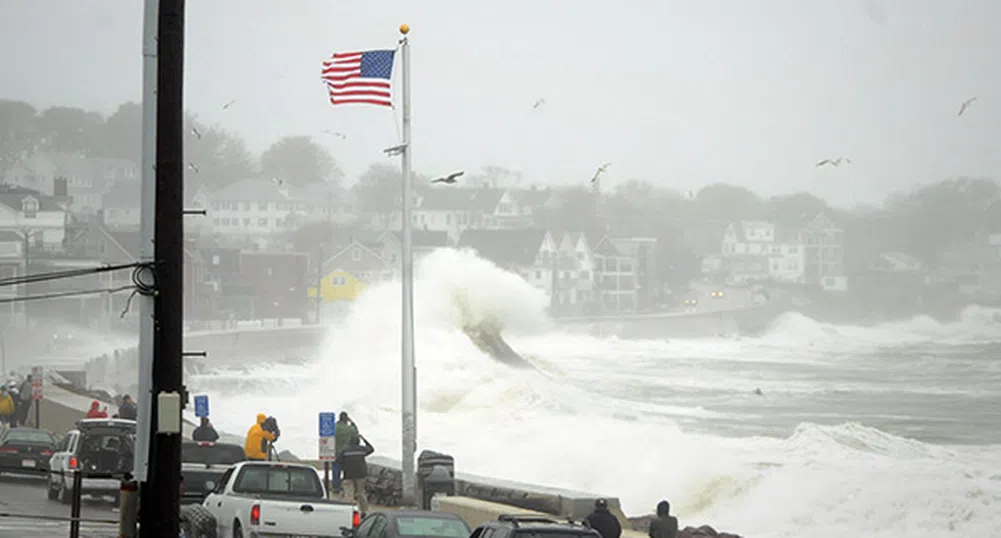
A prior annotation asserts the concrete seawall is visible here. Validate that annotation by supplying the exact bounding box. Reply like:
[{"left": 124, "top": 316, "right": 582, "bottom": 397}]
[{"left": 35, "top": 381, "right": 632, "bottom": 527}]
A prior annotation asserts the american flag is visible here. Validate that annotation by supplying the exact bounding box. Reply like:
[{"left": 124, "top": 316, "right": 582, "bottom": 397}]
[{"left": 321, "top": 49, "right": 396, "bottom": 107}]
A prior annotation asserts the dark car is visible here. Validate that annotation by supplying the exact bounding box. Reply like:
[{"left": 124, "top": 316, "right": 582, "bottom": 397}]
[
  {"left": 469, "top": 514, "right": 601, "bottom": 538},
  {"left": 0, "top": 427, "right": 57, "bottom": 474},
  {"left": 180, "top": 440, "right": 246, "bottom": 504},
  {"left": 347, "top": 510, "right": 470, "bottom": 538}
]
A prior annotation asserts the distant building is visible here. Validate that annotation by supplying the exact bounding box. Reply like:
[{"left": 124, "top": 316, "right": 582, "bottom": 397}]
[
  {"left": 718, "top": 221, "right": 806, "bottom": 285},
  {"left": 1, "top": 152, "right": 138, "bottom": 214},
  {"left": 456, "top": 228, "right": 556, "bottom": 296},
  {"left": 800, "top": 213, "right": 847, "bottom": 291},
  {"left": 591, "top": 237, "right": 640, "bottom": 312}
]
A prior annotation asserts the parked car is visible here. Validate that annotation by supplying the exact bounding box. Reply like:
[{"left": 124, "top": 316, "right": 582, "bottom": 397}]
[
  {"left": 710, "top": 290, "right": 724, "bottom": 298},
  {"left": 346, "top": 510, "right": 470, "bottom": 538},
  {"left": 202, "top": 460, "right": 359, "bottom": 538},
  {"left": 469, "top": 514, "right": 601, "bottom": 538},
  {"left": 181, "top": 440, "right": 246, "bottom": 505},
  {"left": 0, "top": 427, "right": 57, "bottom": 475},
  {"left": 46, "top": 418, "right": 135, "bottom": 504}
]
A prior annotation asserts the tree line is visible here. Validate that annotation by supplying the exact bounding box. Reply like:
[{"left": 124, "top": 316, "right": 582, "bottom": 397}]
[{"left": 2, "top": 99, "right": 999, "bottom": 281}]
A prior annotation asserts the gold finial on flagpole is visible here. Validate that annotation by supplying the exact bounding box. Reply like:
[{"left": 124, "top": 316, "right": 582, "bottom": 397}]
[{"left": 399, "top": 24, "right": 410, "bottom": 35}]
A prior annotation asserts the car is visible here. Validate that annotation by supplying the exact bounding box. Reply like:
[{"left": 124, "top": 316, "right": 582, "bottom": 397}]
[
  {"left": 181, "top": 440, "right": 246, "bottom": 505},
  {"left": 683, "top": 298, "right": 698, "bottom": 307},
  {"left": 47, "top": 418, "right": 136, "bottom": 504},
  {"left": 202, "top": 460, "right": 359, "bottom": 538},
  {"left": 0, "top": 427, "right": 57, "bottom": 475},
  {"left": 346, "top": 510, "right": 470, "bottom": 538},
  {"left": 710, "top": 290, "right": 724, "bottom": 298},
  {"left": 469, "top": 514, "right": 601, "bottom": 538}
]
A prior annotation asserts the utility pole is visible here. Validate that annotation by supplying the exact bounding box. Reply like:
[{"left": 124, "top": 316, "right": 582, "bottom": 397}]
[{"left": 142, "top": 0, "right": 185, "bottom": 535}]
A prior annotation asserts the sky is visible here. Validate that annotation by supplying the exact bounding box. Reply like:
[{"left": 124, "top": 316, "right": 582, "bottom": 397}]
[{"left": 1, "top": 0, "right": 1000, "bottom": 207}]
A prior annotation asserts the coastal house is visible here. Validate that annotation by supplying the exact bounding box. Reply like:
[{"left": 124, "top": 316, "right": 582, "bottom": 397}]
[
  {"left": 1, "top": 152, "right": 138, "bottom": 214},
  {"left": 719, "top": 221, "right": 805, "bottom": 285},
  {"left": 0, "top": 186, "right": 67, "bottom": 251},
  {"left": 591, "top": 237, "right": 640, "bottom": 312},
  {"left": 800, "top": 212, "right": 847, "bottom": 291},
  {"left": 456, "top": 228, "right": 556, "bottom": 295},
  {"left": 101, "top": 178, "right": 209, "bottom": 231},
  {"left": 607, "top": 236, "right": 659, "bottom": 309},
  {"left": 310, "top": 239, "right": 392, "bottom": 303},
  {"left": 550, "top": 231, "right": 598, "bottom": 314}
]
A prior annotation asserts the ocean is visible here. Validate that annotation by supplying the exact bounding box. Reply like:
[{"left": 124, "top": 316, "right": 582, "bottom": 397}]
[{"left": 186, "top": 249, "right": 1001, "bottom": 538}]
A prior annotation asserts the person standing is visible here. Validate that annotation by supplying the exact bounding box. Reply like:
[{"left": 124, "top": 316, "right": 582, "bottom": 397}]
[
  {"left": 244, "top": 413, "right": 275, "bottom": 460},
  {"left": 16, "top": 375, "right": 33, "bottom": 426},
  {"left": 647, "top": 500, "right": 679, "bottom": 538},
  {"left": 193, "top": 417, "right": 220, "bottom": 442},
  {"left": 340, "top": 434, "right": 374, "bottom": 516},
  {"left": 584, "top": 499, "right": 622, "bottom": 538},
  {"left": 332, "top": 412, "right": 358, "bottom": 493},
  {"left": 117, "top": 394, "right": 137, "bottom": 420},
  {"left": 0, "top": 386, "right": 14, "bottom": 426}
]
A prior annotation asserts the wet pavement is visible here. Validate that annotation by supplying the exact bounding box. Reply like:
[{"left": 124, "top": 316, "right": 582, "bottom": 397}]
[{"left": 0, "top": 472, "right": 118, "bottom": 538}]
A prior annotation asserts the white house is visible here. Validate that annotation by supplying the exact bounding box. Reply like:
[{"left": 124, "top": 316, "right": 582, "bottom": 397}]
[
  {"left": 2, "top": 152, "right": 138, "bottom": 215},
  {"left": 720, "top": 221, "right": 805, "bottom": 284},
  {"left": 551, "top": 231, "right": 597, "bottom": 311},
  {"left": 102, "top": 178, "right": 209, "bottom": 231},
  {"left": 591, "top": 237, "right": 640, "bottom": 312},
  {"left": 0, "top": 187, "right": 67, "bottom": 250},
  {"left": 206, "top": 179, "right": 346, "bottom": 243}
]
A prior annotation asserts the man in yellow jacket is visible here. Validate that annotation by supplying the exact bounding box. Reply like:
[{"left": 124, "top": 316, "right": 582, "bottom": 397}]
[
  {"left": 244, "top": 413, "right": 276, "bottom": 460},
  {"left": 0, "top": 387, "right": 14, "bottom": 425}
]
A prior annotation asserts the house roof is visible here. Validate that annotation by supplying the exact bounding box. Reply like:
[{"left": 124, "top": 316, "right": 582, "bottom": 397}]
[
  {"left": 456, "top": 229, "right": 548, "bottom": 266},
  {"left": 0, "top": 186, "right": 63, "bottom": 212},
  {"left": 418, "top": 187, "right": 505, "bottom": 212}
]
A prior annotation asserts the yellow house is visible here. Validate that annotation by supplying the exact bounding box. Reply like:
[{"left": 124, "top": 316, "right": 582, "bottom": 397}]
[{"left": 307, "top": 240, "right": 392, "bottom": 303}]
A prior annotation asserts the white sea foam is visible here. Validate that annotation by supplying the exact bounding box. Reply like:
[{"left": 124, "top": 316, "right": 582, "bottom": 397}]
[{"left": 187, "top": 248, "right": 1001, "bottom": 538}]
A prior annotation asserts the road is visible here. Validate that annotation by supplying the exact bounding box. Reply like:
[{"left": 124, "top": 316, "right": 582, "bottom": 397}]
[{"left": 0, "top": 472, "right": 118, "bottom": 538}]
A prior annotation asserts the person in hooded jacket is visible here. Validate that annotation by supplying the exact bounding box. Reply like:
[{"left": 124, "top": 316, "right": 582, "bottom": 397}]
[
  {"left": 647, "top": 500, "right": 678, "bottom": 538},
  {"left": 192, "top": 417, "right": 220, "bottom": 442},
  {"left": 244, "top": 413, "right": 276, "bottom": 460},
  {"left": 584, "top": 498, "right": 622, "bottom": 538},
  {"left": 340, "top": 434, "right": 374, "bottom": 516},
  {"left": 16, "top": 375, "right": 33, "bottom": 426},
  {"left": 0, "top": 387, "right": 14, "bottom": 425},
  {"left": 87, "top": 400, "right": 108, "bottom": 418}
]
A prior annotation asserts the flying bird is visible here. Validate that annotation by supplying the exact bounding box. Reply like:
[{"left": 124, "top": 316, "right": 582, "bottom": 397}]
[
  {"left": 222, "top": 99, "right": 236, "bottom": 110},
  {"left": 532, "top": 98, "right": 546, "bottom": 110},
  {"left": 958, "top": 96, "right": 978, "bottom": 116},
  {"left": 187, "top": 162, "right": 199, "bottom": 173},
  {"left": 190, "top": 127, "right": 202, "bottom": 140},
  {"left": 322, "top": 130, "right": 347, "bottom": 140},
  {"left": 590, "top": 162, "right": 611, "bottom": 183},
  {"left": 271, "top": 177, "right": 285, "bottom": 187},
  {"left": 815, "top": 157, "right": 851, "bottom": 168},
  {"left": 431, "top": 171, "right": 464, "bottom": 185}
]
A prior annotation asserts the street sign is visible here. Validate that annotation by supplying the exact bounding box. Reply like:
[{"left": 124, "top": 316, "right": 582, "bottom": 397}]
[
  {"left": 193, "top": 395, "right": 210, "bottom": 418},
  {"left": 318, "top": 437, "right": 336, "bottom": 461},
  {"left": 30, "top": 366, "right": 43, "bottom": 400},
  {"left": 318, "top": 412, "right": 336, "bottom": 437}
]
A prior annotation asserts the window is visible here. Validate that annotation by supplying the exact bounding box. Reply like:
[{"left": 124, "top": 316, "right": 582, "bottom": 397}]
[
  {"left": 332, "top": 276, "right": 347, "bottom": 286},
  {"left": 211, "top": 255, "right": 220, "bottom": 266},
  {"left": 232, "top": 465, "right": 323, "bottom": 496},
  {"left": 21, "top": 197, "right": 39, "bottom": 219}
]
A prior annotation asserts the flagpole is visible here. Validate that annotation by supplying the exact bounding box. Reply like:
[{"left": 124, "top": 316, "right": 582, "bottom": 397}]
[{"left": 398, "top": 23, "right": 418, "bottom": 506}]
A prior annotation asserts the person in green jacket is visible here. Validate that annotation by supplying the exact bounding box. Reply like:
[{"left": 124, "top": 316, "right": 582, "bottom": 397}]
[{"left": 332, "top": 412, "right": 359, "bottom": 493}]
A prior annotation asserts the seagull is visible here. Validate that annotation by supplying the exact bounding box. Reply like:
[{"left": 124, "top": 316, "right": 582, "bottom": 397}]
[
  {"left": 431, "top": 171, "right": 464, "bottom": 185},
  {"left": 271, "top": 177, "right": 285, "bottom": 187},
  {"left": 322, "top": 130, "right": 347, "bottom": 140},
  {"left": 190, "top": 127, "right": 202, "bottom": 140},
  {"left": 590, "top": 162, "right": 611, "bottom": 183},
  {"left": 532, "top": 98, "right": 546, "bottom": 110},
  {"left": 187, "top": 162, "right": 199, "bottom": 173},
  {"left": 815, "top": 157, "right": 851, "bottom": 167},
  {"left": 222, "top": 99, "right": 236, "bottom": 110},
  {"left": 958, "top": 96, "right": 978, "bottom": 116}
]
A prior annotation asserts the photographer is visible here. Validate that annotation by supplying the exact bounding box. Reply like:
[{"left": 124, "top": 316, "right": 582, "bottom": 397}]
[
  {"left": 261, "top": 416, "right": 281, "bottom": 460},
  {"left": 244, "top": 413, "right": 278, "bottom": 460}
]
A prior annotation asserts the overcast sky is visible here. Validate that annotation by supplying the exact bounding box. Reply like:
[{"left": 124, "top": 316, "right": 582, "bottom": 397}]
[{"left": 1, "top": 0, "right": 999, "bottom": 207}]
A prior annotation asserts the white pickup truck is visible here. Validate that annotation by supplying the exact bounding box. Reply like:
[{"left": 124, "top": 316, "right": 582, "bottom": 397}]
[{"left": 202, "top": 460, "right": 359, "bottom": 538}]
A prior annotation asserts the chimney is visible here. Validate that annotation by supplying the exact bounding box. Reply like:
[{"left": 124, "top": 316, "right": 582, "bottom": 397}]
[{"left": 53, "top": 176, "right": 68, "bottom": 197}]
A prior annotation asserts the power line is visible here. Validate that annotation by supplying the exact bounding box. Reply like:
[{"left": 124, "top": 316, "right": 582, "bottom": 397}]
[
  {"left": 0, "top": 262, "right": 145, "bottom": 289},
  {"left": 0, "top": 285, "right": 136, "bottom": 304}
]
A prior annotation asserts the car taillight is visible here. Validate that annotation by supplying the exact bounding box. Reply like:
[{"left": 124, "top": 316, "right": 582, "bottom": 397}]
[
  {"left": 68, "top": 456, "right": 78, "bottom": 469},
  {"left": 250, "top": 504, "right": 261, "bottom": 525},
  {"left": 0, "top": 447, "right": 17, "bottom": 453},
  {"left": 352, "top": 510, "right": 360, "bottom": 527}
]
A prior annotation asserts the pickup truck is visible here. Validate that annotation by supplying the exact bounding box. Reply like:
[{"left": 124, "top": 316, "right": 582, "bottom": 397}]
[
  {"left": 181, "top": 440, "right": 246, "bottom": 505},
  {"left": 202, "top": 460, "right": 359, "bottom": 538}
]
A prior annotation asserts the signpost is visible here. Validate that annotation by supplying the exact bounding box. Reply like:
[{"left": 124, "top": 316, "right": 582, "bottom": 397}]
[
  {"left": 318, "top": 412, "right": 337, "bottom": 496},
  {"left": 193, "top": 395, "right": 209, "bottom": 418},
  {"left": 31, "top": 366, "right": 42, "bottom": 428}
]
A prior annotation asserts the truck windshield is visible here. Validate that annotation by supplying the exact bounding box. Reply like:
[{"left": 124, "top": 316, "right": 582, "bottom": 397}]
[{"left": 233, "top": 465, "right": 323, "bottom": 497}]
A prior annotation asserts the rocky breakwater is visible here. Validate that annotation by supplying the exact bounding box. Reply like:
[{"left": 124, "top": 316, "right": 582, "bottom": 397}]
[{"left": 628, "top": 516, "right": 743, "bottom": 538}]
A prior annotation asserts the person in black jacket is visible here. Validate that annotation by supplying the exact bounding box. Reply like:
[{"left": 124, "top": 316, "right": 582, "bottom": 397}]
[
  {"left": 118, "top": 395, "right": 138, "bottom": 420},
  {"left": 340, "top": 434, "right": 374, "bottom": 515},
  {"left": 584, "top": 498, "right": 622, "bottom": 538},
  {"left": 648, "top": 500, "right": 678, "bottom": 538},
  {"left": 192, "top": 417, "right": 220, "bottom": 443}
]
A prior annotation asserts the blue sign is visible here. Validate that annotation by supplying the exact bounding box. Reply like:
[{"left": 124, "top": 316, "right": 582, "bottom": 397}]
[
  {"left": 319, "top": 412, "right": 337, "bottom": 437},
  {"left": 193, "top": 395, "right": 210, "bottom": 418}
]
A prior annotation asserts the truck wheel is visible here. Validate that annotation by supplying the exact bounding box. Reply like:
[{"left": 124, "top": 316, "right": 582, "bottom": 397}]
[{"left": 180, "top": 505, "right": 217, "bottom": 538}]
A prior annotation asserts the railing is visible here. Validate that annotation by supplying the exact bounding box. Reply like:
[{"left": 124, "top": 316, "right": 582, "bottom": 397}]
[{"left": 0, "top": 470, "right": 129, "bottom": 538}]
